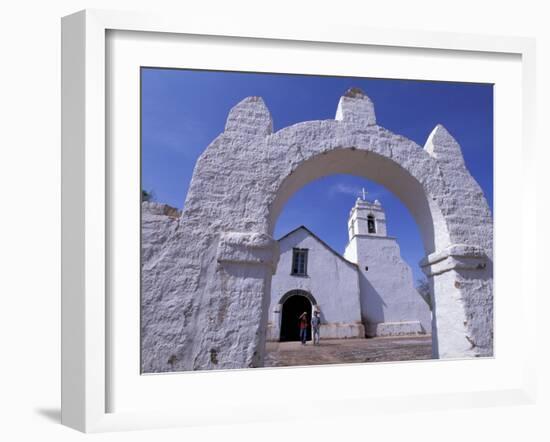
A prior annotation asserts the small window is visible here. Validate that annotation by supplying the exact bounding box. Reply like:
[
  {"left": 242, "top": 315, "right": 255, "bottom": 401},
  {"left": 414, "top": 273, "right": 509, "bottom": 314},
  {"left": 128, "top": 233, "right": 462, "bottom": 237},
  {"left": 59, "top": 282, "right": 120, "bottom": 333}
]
[
  {"left": 367, "top": 215, "right": 376, "bottom": 234},
  {"left": 291, "top": 248, "right": 308, "bottom": 276}
]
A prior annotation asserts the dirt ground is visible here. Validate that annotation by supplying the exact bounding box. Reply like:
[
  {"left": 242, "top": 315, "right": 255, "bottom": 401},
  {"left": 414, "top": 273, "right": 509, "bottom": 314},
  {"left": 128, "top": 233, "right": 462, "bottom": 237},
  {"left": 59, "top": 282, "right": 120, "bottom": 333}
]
[{"left": 264, "top": 336, "right": 433, "bottom": 367}]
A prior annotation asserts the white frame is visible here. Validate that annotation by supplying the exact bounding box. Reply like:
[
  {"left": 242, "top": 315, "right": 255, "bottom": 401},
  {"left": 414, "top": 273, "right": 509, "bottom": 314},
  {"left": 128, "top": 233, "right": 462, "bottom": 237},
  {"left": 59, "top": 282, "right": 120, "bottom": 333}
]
[{"left": 61, "top": 9, "right": 537, "bottom": 433}]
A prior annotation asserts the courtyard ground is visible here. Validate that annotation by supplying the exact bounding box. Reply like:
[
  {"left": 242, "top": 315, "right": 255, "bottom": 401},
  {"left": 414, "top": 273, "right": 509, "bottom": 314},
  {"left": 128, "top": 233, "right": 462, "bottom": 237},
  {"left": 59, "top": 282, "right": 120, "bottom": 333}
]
[{"left": 264, "top": 336, "right": 433, "bottom": 367}]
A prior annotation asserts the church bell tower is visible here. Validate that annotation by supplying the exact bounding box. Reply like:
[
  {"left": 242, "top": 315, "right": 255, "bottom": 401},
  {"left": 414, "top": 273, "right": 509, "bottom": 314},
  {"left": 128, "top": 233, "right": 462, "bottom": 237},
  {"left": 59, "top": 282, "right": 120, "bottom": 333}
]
[
  {"left": 343, "top": 188, "right": 432, "bottom": 338},
  {"left": 344, "top": 192, "right": 387, "bottom": 264},
  {"left": 347, "top": 195, "right": 387, "bottom": 241}
]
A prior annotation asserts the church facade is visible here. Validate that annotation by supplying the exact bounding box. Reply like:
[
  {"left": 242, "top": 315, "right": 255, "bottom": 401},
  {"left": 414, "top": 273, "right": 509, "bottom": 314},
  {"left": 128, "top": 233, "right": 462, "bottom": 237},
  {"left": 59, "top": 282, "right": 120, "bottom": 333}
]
[{"left": 267, "top": 196, "right": 431, "bottom": 341}]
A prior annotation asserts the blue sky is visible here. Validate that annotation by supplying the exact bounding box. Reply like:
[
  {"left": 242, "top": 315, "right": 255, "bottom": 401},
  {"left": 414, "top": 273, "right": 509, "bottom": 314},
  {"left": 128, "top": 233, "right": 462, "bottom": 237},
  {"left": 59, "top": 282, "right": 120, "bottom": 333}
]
[{"left": 141, "top": 68, "right": 493, "bottom": 282}]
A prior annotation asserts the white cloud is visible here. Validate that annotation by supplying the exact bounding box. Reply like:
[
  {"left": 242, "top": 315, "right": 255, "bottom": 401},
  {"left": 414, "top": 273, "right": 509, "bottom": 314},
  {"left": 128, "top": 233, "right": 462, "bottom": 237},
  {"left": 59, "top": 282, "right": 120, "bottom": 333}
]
[
  {"left": 328, "top": 183, "right": 362, "bottom": 198},
  {"left": 328, "top": 183, "right": 386, "bottom": 200}
]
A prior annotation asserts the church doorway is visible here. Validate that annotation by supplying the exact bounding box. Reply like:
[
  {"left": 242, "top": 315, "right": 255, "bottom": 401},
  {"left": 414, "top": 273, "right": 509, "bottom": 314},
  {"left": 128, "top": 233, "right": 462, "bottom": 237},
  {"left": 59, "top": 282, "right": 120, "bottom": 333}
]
[{"left": 280, "top": 292, "right": 313, "bottom": 342}]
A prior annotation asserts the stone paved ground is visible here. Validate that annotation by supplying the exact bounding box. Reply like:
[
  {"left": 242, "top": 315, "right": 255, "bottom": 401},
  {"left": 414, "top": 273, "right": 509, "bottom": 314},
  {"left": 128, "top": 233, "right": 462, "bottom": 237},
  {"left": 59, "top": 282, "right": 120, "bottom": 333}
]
[{"left": 264, "top": 336, "right": 433, "bottom": 367}]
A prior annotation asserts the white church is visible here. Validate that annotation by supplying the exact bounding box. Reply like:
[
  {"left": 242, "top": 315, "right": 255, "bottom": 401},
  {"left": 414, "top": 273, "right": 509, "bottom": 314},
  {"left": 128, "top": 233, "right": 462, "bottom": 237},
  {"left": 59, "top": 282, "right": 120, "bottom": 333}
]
[{"left": 267, "top": 193, "right": 432, "bottom": 342}]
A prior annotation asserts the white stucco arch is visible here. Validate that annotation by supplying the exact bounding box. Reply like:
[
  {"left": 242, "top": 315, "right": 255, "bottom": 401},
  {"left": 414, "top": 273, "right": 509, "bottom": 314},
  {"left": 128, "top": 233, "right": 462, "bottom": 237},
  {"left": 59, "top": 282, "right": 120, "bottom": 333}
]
[
  {"left": 268, "top": 146, "right": 448, "bottom": 256},
  {"left": 141, "top": 89, "right": 493, "bottom": 373}
]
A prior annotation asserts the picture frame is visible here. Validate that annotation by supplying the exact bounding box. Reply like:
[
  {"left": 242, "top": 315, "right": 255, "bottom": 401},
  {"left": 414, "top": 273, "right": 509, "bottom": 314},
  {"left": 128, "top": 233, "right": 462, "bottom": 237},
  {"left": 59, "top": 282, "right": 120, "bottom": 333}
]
[{"left": 61, "top": 9, "right": 537, "bottom": 433}]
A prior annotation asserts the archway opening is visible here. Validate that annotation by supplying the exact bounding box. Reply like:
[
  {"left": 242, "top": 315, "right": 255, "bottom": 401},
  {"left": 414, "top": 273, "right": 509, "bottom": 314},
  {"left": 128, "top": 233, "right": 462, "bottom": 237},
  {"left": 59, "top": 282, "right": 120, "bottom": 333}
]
[
  {"left": 280, "top": 294, "right": 313, "bottom": 342},
  {"left": 267, "top": 147, "right": 445, "bottom": 353},
  {"left": 273, "top": 173, "right": 427, "bottom": 286}
]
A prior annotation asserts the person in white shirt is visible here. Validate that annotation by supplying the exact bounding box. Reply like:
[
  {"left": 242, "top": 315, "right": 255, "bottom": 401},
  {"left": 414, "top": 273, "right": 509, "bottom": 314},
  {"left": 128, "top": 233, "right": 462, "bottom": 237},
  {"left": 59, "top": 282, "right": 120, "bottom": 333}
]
[{"left": 311, "top": 310, "right": 321, "bottom": 345}]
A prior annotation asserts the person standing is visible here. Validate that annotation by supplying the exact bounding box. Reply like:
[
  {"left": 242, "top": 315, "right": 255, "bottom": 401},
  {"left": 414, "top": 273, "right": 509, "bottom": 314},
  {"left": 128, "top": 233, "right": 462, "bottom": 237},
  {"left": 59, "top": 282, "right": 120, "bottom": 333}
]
[
  {"left": 311, "top": 310, "right": 321, "bottom": 345},
  {"left": 299, "top": 312, "right": 308, "bottom": 345}
]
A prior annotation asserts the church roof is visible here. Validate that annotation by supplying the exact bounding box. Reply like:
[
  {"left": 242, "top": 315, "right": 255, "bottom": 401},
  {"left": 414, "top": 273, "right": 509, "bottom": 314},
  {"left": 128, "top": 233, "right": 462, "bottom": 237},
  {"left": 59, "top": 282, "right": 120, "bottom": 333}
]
[{"left": 277, "top": 226, "right": 359, "bottom": 269}]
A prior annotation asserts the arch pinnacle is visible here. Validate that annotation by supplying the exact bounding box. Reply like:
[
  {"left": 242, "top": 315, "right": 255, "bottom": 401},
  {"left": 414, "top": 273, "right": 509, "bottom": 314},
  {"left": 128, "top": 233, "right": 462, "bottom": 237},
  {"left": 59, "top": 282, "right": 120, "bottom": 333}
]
[
  {"left": 335, "top": 87, "right": 376, "bottom": 126},
  {"left": 224, "top": 96, "right": 273, "bottom": 137}
]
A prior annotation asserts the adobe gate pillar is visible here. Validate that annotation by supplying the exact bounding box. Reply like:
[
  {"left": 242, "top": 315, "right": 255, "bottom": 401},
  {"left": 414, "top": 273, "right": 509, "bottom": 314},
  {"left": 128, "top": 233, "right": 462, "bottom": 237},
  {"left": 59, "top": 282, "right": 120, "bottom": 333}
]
[
  {"left": 141, "top": 89, "right": 493, "bottom": 372},
  {"left": 419, "top": 126, "right": 493, "bottom": 358}
]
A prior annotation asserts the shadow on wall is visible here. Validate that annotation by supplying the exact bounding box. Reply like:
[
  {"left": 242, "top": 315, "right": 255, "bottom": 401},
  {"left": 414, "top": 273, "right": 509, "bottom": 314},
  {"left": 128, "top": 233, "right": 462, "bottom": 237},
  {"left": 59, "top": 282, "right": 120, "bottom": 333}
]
[
  {"left": 318, "top": 308, "right": 327, "bottom": 325},
  {"left": 358, "top": 271, "right": 386, "bottom": 336}
]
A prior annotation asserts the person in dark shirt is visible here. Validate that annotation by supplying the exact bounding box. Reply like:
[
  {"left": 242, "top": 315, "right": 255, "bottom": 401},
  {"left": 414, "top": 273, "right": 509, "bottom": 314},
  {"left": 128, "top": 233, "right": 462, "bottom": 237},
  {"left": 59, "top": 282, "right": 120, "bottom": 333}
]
[{"left": 299, "top": 312, "right": 308, "bottom": 345}]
